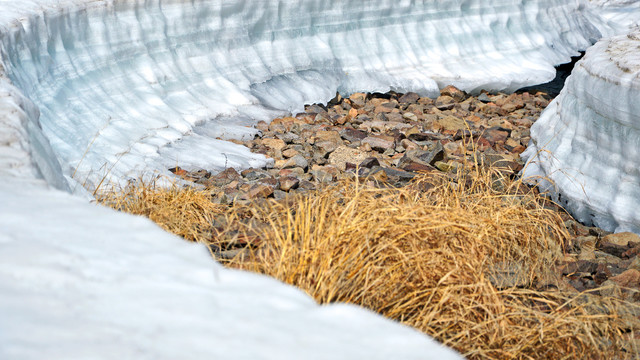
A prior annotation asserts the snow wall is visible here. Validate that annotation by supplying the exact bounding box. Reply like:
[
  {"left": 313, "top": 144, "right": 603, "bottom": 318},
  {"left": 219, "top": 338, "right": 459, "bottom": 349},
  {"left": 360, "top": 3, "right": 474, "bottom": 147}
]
[
  {"left": 0, "top": 0, "right": 639, "bottom": 358},
  {"left": 0, "top": 0, "right": 628, "bottom": 192},
  {"left": 522, "top": 27, "right": 640, "bottom": 233}
]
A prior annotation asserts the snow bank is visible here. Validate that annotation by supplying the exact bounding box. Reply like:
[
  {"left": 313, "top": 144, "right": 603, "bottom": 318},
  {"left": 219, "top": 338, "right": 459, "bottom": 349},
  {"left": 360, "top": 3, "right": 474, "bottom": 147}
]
[
  {"left": 0, "top": 177, "right": 462, "bottom": 359},
  {"left": 522, "top": 28, "right": 640, "bottom": 233},
  {"left": 0, "top": 0, "right": 619, "bottom": 191}
]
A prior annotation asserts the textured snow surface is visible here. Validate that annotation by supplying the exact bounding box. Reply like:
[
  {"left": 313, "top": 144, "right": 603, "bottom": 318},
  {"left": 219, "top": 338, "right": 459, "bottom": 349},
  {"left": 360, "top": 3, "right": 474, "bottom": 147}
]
[
  {"left": 0, "top": 177, "right": 462, "bottom": 360},
  {"left": 522, "top": 28, "right": 640, "bottom": 233},
  {"left": 0, "top": 0, "right": 625, "bottom": 191}
]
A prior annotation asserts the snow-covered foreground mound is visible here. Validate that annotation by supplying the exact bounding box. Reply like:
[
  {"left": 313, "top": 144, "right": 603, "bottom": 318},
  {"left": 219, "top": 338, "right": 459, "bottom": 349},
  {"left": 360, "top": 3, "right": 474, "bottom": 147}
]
[
  {"left": 522, "top": 28, "right": 640, "bottom": 234},
  {"left": 0, "top": 178, "right": 463, "bottom": 359},
  {"left": 0, "top": 0, "right": 639, "bottom": 358}
]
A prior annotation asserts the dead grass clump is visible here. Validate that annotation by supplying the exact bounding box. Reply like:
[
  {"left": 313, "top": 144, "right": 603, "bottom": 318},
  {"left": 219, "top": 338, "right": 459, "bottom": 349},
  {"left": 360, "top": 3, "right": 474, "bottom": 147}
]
[
  {"left": 95, "top": 180, "right": 223, "bottom": 242},
  {"left": 97, "top": 166, "right": 640, "bottom": 359}
]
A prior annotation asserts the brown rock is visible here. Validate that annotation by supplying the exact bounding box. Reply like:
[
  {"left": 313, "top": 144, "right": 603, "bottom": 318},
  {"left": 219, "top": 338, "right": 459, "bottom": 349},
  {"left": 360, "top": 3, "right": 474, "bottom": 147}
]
[
  {"left": 206, "top": 167, "right": 241, "bottom": 187},
  {"left": 481, "top": 127, "right": 510, "bottom": 146},
  {"left": 603, "top": 232, "right": 640, "bottom": 247},
  {"left": 434, "top": 115, "right": 466, "bottom": 132},
  {"left": 435, "top": 95, "right": 456, "bottom": 110},
  {"left": 261, "top": 138, "right": 286, "bottom": 151},
  {"left": 328, "top": 146, "right": 369, "bottom": 171},
  {"left": 362, "top": 135, "right": 396, "bottom": 152},
  {"left": 440, "top": 85, "right": 467, "bottom": 102},
  {"left": 275, "top": 155, "right": 308, "bottom": 170},
  {"left": 279, "top": 176, "right": 300, "bottom": 192},
  {"left": 610, "top": 269, "right": 640, "bottom": 288},
  {"left": 247, "top": 184, "right": 274, "bottom": 199},
  {"left": 399, "top": 92, "right": 420, "bottom": 104},
  {"left": 340, "top": 128, "right": 368, "bottom": 142}
]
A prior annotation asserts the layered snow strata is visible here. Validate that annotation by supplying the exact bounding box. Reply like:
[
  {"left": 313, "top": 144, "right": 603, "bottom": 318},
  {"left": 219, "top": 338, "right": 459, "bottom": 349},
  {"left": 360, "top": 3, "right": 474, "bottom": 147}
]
[
  {"left": 0, "top": 0, "right": 618, "bottom": 191},
  {"left": 522, "top": 28, "right": 640, "bottom": 233}
]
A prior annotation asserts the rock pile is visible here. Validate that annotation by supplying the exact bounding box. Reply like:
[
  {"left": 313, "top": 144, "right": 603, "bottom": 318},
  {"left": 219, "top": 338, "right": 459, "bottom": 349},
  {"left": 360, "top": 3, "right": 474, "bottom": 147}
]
[
  {"left": 171, "top": 85, "right": 549, "bottom": 203},
  {"left": 169, "top": 85, "right": 640, "bottom": 307}
]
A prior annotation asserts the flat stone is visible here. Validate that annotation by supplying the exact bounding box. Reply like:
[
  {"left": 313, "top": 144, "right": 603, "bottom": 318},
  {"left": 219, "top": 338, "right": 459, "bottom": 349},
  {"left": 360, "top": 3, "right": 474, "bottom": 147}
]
[
  {"left": 398, "top": 92, "right": 420, "bottom": 104},
  {"left": 276, "top": 155, "right": 308, "bottom": 170},
  {"left": 328, "top": 146, "right": 370, "bottom": 171},
  {"left": 400, "top": 146, "right": 444, "bottom": 168},
  {"left": 440, "top": 85, "right": 467, "bottom": 102},
  {"left": 435, "top": 95, "right": 456, "bottom": 110},
  {"left": 610, "top": 269, "right": 640, "bottom": 288},
  {"left": 279, "top": 176, "right": 300, "bottom": 192},
  {"left": 206, "top": 167, "right": 241, "bottom": 187},
  {"left": 435, "top": 115, "right": 466, "bottom": 132},
  {"left": 247, "top": 184, "right": 274, "bottom": 199},
  {"left": 362, "top": 135, "right": 395, "bottom": 152},
  {"left": 603, "top": 232, "right": 640, "bottom": 247},
  {"left": 340, "top": 128, "right": 368, "bottom": 142}
]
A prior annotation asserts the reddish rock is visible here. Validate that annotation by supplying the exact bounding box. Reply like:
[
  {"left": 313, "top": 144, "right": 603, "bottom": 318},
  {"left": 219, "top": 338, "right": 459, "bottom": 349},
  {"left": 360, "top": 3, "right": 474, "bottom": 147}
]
[
  {"left": 206, "top": 167, "right": 241, "bottom": 187},
  {"left": 501, "top": 94, "right": 525, "bottom": 113},
  {"left": 610, "top": 269, "right": 640, "bottom": 288},
  {"left": 247, "top": 184, "right": 274, "bottom": 199},
  {"left": 279, "top": 176, "right": 300, "bottom": 192},
  {"left": 440, "top": 85, "right": 467, "bottom": 102}
]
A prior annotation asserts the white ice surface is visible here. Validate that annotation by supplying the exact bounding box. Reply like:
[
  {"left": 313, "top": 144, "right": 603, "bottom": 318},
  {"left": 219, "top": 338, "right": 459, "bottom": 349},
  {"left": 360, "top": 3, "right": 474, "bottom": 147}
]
[
  {"left": 1, "top": 0, "right": 639, "bottom": 358},
  {"left": 0, "top": 177, "right": 461, "bottom": 360},
  {"left": 0, "top": 0, "right": 630, "bottom": 191},
  {"left": 522, "top": 27, "right": 640, "bottom": 233}
]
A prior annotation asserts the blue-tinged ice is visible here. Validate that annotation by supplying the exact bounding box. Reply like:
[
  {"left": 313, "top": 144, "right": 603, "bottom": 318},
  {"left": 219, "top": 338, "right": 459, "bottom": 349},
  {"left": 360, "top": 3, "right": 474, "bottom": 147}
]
[{"left": 0, "top": 0, "right": 632, "bottom": 192}]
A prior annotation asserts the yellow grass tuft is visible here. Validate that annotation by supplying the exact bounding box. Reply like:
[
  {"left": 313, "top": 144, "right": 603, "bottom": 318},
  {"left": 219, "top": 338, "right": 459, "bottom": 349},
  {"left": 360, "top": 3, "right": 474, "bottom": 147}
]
[{"left": 96, "top": 165, "right": 640, "bottom": 359}]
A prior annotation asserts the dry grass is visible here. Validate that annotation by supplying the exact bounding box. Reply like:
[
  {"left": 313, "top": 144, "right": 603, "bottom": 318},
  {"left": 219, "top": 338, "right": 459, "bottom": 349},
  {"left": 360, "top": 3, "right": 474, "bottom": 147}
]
[{"left": 96, "top": 165, "right": 640, "bottom": 359}]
